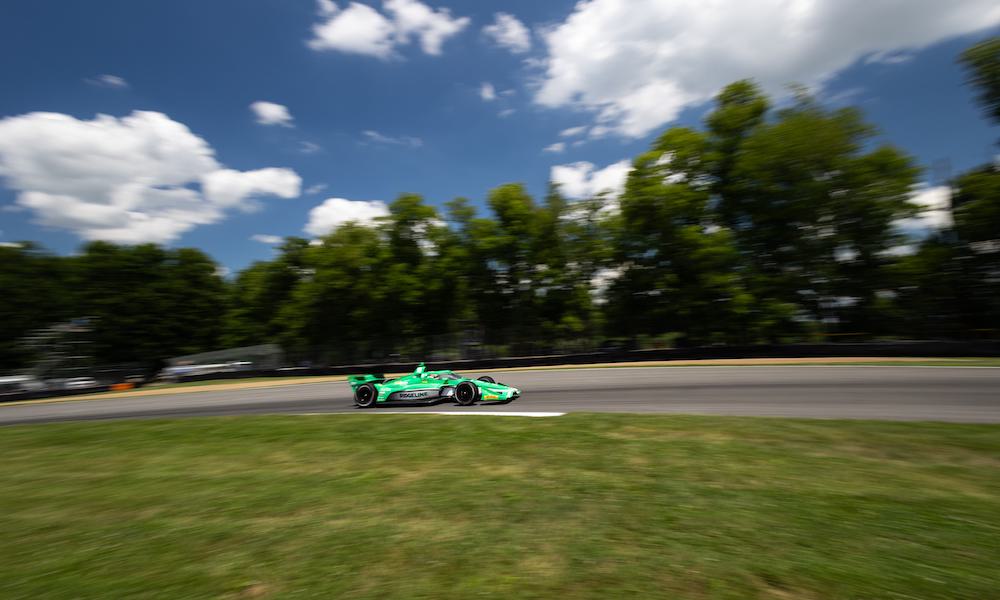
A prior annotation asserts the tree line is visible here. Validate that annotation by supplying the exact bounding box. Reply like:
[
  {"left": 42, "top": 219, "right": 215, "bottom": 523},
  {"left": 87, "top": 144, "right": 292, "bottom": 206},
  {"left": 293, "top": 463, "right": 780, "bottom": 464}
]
[{"left": 2, "top": 40, "right": 998, "bottom": 371}]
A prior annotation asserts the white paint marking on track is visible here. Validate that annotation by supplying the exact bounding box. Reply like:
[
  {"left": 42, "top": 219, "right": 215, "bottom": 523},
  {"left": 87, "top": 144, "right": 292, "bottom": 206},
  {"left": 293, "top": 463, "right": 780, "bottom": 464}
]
[{"left": 295, "top": 411, "right": 565, "bottom": 418}]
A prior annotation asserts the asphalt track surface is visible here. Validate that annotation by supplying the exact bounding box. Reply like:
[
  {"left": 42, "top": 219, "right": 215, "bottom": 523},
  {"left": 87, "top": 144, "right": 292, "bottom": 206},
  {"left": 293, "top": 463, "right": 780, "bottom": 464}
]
[{"left": 3, "top": 366, "right": 1000, "bottom": 425}]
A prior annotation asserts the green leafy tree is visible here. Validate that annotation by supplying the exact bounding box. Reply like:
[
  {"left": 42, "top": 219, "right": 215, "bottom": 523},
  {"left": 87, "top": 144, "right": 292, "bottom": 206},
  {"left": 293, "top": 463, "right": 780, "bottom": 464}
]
[
  {"left": 223, "top": 237, "right": 311, "bottom": 348},
  {"left": 960, "top": 36, "right": 1000, "bottom": 126},
  {"left": 896, "top": 36, "right": 1000, "bottom": 339},
  {"left": 160, "top": 248, "right": 227, "bottom": 356},
  {"left": 0, "top": 243, "right": 72, "bottom": 370},
  {"left": 948, "top": 166, "right": 1000, "bottom": 336},
  {"left": 722, "top": 92, "right": 919, "bottom": 338},
  {"left": 73, "top": 242, "right": 226, "bottom": 365},
  {"left": 611, "top": 127, "right": 752, "bottom": 345},
  {"left": 276, "top": 225, "right": 384, "bottom": 363},
  {"left": 484, "top": 183, "right": 544, "bottom": 350}
]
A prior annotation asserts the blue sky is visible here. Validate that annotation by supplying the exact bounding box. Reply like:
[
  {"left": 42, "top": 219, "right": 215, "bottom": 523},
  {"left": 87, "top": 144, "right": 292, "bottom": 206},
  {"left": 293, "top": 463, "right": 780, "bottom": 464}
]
[{"left": 0, "top": 0, "right": 997, "bottom": 271}]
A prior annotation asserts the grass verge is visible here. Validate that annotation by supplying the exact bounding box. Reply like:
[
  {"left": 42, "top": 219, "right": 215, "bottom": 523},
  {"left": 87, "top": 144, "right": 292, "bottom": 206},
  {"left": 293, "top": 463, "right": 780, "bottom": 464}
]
[{"left": 2, "top": 414, "right": 998, "bottom": 599}]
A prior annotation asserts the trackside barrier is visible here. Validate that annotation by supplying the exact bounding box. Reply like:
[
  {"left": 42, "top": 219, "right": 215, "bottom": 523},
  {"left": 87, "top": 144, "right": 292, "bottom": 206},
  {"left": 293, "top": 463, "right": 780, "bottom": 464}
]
[
  {"left": 1, "top": 385, "right": 112, "bottom": 403},
  {"left": 167, "top": 340, "right": 1000, "bottom": 381}
]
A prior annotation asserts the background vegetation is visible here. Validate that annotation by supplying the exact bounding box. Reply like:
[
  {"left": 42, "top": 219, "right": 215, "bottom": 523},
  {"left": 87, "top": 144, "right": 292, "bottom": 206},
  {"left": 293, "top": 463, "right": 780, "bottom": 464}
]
[{"left": 2, "top": 39, "right": 998, "bottom": 370}]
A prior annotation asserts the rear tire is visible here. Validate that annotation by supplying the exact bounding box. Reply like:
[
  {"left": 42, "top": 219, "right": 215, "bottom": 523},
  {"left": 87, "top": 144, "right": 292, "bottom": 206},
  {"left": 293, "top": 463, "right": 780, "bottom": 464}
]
[
  {"left": 455, "top": 381, "right": 479, "bottom": 406},
  {"left": 477, "top": 376, "right": 496, "bottom": 384},
  {"left": 355, "top": 383, "right": 377, "bottom": 408}
]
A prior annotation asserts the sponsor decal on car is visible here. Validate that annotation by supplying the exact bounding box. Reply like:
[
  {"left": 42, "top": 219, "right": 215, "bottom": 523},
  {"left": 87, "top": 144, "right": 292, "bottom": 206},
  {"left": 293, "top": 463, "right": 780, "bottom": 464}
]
[
  {"left": 395, "top": 390, "right": 436, "bottom": 400},
  {"left": 483, "top": 394, "right": 499, "bottom": 400}
]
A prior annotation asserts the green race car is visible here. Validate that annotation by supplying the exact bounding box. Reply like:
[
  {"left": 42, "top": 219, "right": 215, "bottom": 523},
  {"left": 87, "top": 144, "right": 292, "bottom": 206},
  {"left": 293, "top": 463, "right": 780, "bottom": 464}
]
[{"left": 348, "top": 363, "right": 521, "bottom": 408}]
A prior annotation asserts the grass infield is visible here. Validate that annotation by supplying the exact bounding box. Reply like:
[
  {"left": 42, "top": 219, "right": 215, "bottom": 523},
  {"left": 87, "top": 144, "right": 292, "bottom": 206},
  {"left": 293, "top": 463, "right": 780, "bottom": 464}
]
[{"left": 2, "top": 414, "right": 998, "bottom": 599}]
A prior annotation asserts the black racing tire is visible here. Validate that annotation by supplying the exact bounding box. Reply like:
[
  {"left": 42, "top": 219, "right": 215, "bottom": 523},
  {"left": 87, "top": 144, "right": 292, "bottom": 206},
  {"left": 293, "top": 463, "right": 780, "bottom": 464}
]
[
  {"left": 477, "top": 376, "right": 496, "bottom": 384},
  {"left": 355, "top": 383, "right": 378, "bottom": 408},
  {"left": 455, "top": 381, "right": 479, "bottom": 406}
]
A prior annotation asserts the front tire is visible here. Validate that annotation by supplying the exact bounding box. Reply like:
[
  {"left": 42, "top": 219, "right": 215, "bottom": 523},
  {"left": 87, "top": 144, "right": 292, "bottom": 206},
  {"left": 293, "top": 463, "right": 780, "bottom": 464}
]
[
  {"left": 455, "top": 381, "right": 479, "bottom": 406},
  {"left": 355, "top": 383, "right": 377, "bottom": 408}
]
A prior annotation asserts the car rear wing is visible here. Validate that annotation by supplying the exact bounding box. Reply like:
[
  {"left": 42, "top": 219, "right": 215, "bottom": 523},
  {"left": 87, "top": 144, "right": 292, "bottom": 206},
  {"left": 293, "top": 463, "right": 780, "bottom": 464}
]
[{"left": 347, "top": 374, "right": 385, "bottom": 390}]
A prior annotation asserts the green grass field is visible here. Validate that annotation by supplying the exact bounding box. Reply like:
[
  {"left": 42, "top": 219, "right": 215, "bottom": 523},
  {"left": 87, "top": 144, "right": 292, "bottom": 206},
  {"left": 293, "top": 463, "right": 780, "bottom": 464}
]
[{"left": 2, "top": 414, "right": 998, "bottom": 599}]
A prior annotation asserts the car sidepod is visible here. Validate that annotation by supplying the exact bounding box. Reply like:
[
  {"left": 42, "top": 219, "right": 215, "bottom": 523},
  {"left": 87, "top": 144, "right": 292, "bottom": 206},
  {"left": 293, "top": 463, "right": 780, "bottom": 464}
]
[{"left": 374, "top": 378, "right": 456, "bottom": 404}]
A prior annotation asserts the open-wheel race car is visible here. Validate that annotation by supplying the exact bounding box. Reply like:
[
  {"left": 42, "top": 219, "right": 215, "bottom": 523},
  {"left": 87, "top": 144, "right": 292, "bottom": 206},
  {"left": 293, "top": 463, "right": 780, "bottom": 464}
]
[{"left": 348, "top": 363, "right": 520, "bottom": 408}]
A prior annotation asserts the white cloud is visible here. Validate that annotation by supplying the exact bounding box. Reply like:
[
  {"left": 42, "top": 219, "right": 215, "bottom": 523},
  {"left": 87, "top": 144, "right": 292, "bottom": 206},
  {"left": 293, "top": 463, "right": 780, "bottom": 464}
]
[
  {"left": 881, "top": 244, "right": 916, "bottom": 257},
  {"left": 363, "top": 129, "right": 423, "bottom": 147},
  {"left": 387, "top": 0, "right": 470, "bottom": 55},
  {"left": 480, "top": 82, "right": 497, "bottom": 101},
  {"left": 308, "top": 0, "right": 469, "bottom": 59},
  {"left": 897, "top": 185, "right": 953, "bottom": 234},
  {"left": 535, "top": 0, "right": 1000, "bottom": 138},
  {"left": 543, "top": 142, "right": 566, "bottom": 154},
  {"left": 560, "top": 126, "right": 587, "bottom": 138},
  {"left": 0, "top": 111, "right": 300, "bottom": 244},
  {"left": 498, "top": 108, "right": 516, "bottom": 118},
  {"left": 866, "top": 51, "right": 915, "bottom": 65},
  {"left": 551, "top": 159, "right": 631, "bottom": 200},
  {"left": 317, "top": 0, "right": 337, "bottom": 17},
  {"left": 305, "top": 197, "right": 389, "bottom": 236},
  {"left": 823, "top": 87, "right": 865, "bottom": 107},
  {"left": 251, "top": 234, "right": 283, "bottom": 245},
  {"left": 250, "top": 101, "right": 294, "bottom": 127},
  {"left": 483, "top": 12, "right": 531, "bottom": 54},
  {"left": 85, "top": 74, "right": 129, "bottom": 89},
  {"left": 590, "top": 266, "right": 623, "bottom": 304},
  {"left": 305, "top": 183, "right": 329, "bottom": 195},
  {"left": 299, "top": 141, "right": 322, "bottom": 154},
  {"left": 202, "top": 168, "right": 301, "bottom": 209},
  {"left": 309, "top": 2, "right": 396, "bottom": 57}
]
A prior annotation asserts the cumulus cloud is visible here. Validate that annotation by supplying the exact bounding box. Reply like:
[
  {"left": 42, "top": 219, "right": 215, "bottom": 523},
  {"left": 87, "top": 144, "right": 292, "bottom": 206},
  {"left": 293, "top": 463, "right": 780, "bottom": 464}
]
[
  {"left": 251, "top": 234, "right": 283, "bottom": 245},
  {"left": 543, "top": 142, "right": 566, "bottom": 154},
  {"left": 362, "top": 129, "right": 423, "bottom": 147},
  {"left": 308, "top": 0, "right": 469, "bottom": 59},
  {"left": 250, "top": 101, "right": 294, "bottom": 127},
  {"left": 535, "top": 0, "right": 1000, "bottom": 137},
  {"left": 480, "top": 82, "right": 497, "bottom": 101},
  {"left": 305, "top": 197, "right": 389, "bottom": 237},
  {"left": 550, "top": 159, "right": 631, "bottom": 200},
  {"left": 202, "top": 168, "right": 301, "bottom": 209},
  {"left": 483, "top": 12, "right": 531, "bottom": 54},
  {"left": 85, "top": 74, "right": 129, "bottom": 89},
  {"left": 897, "top": 185, "right": 953, "bottom": 234},
  {"left": 0, "top": 111, "right": 300, "bottom": 244}
]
